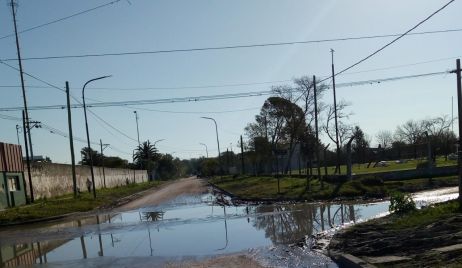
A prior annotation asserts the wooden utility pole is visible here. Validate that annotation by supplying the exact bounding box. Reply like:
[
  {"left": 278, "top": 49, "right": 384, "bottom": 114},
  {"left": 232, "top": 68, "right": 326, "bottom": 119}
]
[
  {"left": 66, "top": 82, "right": 78, "bottom": 198},
  {"left": 240, "top": 135, "right": 245, "bottom": 174},
  {"left": 331, "top": 49, "right": 341, "bottom": 174},
  {"left": 100, "top": 139, "right": 107, "bottom": 188},
  {"left": 454, "top": 59, "right": 462, "bottom": 208},
  {"left": 313, "top": 75, "right": 322, "bottom": 187},
  {"left": 11, "top": 0, "right": 34, "bottom": 164},
  {"left": 22, "top": 110, "right": 33, "bottom": 203}
]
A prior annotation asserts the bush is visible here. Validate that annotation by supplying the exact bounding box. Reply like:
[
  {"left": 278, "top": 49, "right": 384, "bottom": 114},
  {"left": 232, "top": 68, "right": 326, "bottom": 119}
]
[
  {"left": 389, "top": 192, "right": 416, "bottom": 214},
  {"left": 360, "top": 176, "right": 383, "bottom": 186},
  {"left": 416, "top": 160, "right": 435, "bottom": 169}
]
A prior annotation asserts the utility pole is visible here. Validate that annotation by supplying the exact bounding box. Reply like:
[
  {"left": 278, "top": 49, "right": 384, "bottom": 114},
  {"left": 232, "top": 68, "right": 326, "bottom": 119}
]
[
  {"left": 226, "top": 148, "right": 230, "bottom": 174},
  {"left": 134, "top": 111, "right": 140, "bottom": 145},
  {"left": 331, "top": 49, "right": 341, "bottom": 174},
  {"left": 452, "top": 96, "right": 454, "bottom": 133},
  {"left": 453, "top": 59, "right": 462, "bottom": 208},
  {"left": 22, "top": 110, "right": 33, "bottom": 203},
  {"left": 66, "top": 82, "right": 78, "bottom": 198},
  {"left": 313, "top": 76, "right": 322, "bottom": 187},
  {"left": 100, "top": 139, "right": 109, "bottom": 188},
  {"left": 10, "top": 0, "right": 34, "bottom": 165},
  {"left": 240, "top": 135, "right": 245, "bottom": 174},
  {"left": 15, "top": 125, "right": 21, "bottom": 145}
]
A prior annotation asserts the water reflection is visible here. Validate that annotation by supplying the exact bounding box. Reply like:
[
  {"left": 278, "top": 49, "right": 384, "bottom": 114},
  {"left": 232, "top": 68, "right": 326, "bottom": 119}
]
[
  {"left": 251, "top": 203, "right": 358, "bottom": 245},
  {"left": 142, "top": 211, "right": 165, "bottom": 222},
  {"left": 0, "top": 187, "right": 457, "bottom": 267}
]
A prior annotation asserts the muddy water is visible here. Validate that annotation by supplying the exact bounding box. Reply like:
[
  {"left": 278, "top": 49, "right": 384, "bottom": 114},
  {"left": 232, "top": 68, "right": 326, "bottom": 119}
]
[{"left": 0, "top": 187, "right": 458, "bottom": 267}]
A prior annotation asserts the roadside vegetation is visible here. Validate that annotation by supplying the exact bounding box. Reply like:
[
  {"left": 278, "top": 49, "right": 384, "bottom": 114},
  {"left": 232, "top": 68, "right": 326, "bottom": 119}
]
[
  {"left": 389, "top": 199, "right": 459, "bottom": 229},
  {"left": 0, "top": 181, "right": 161, "bottom": 225},
  {"left": 295, "top": 156, "right": 456, "bottom": 175},
  {"left": 331, "top": 200, "right": 462, "bottom": 267},
  {"left": 209, "top": 175, "right": 458, "bottom": 201}
]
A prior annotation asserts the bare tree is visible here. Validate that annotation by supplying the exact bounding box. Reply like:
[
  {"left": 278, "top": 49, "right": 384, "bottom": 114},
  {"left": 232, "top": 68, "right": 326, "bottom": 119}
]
[
  {"left": 395, "top": 120, "right": 424, "bottom": 159},
  {"left": 376, "top": 130, "right": 393, "bottom": 149},
  {"left": 323, "top": 100, "right": 353, "bottom": 148},
  {"left": 421, "top": 115, "right": 454, "bottom": 137}
]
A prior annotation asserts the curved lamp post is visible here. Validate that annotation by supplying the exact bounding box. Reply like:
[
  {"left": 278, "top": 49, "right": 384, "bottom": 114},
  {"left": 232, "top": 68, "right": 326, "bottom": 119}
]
[
  {"left": 83, "top": 75, "right": 111, "bottom": 199},
  {"left": 201, "top": 117, "right": 221, "bottom": 173},
  {"left": 199, "top": 143, "right": 209, "bottom": 158},
  {"left": 153, "top": 139, "right": 165, "bottom": 146}
]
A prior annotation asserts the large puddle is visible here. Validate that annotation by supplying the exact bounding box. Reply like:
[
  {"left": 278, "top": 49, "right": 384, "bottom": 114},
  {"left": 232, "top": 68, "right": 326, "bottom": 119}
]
[{"left": 0, "top": 187, "right": 458, "bottom": 267}]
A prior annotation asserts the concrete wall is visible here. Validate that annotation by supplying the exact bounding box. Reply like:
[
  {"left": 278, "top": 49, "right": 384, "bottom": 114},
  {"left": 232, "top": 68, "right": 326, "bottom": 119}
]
[{"left": 25, "top": 163, "right": 148, "bottom": 199}]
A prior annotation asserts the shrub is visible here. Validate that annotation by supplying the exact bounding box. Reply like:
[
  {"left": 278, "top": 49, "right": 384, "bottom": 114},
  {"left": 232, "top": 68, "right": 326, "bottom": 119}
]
[
  {"left": 389, "top": 192, "right": 416, "bottom": 214},
  {"left": 360, "top": 176, "right": 383, "bottom": 186},
  {"left": 416, "top": 160, "right": 435, "bottom": 169}
]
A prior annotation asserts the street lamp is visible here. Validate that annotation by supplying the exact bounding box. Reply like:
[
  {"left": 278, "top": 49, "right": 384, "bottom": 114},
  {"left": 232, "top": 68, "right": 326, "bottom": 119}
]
[
  {"left": 15, "top": 125, "right": 21, "bottom": 145},
  {"left": 201, "top": 117, "right": 221, "bottom": 172},
  {"left": 83, "top": 75, "right": 111, "bottom": 199},
  {"left": 199, "top": 143, "right": 209, "bottom": 158},
  {"left": 133, "top": 111, "right": 140, "bottom": 145},
  {"left": 153, "top": 139, "right": 165, "bottom": 146}
]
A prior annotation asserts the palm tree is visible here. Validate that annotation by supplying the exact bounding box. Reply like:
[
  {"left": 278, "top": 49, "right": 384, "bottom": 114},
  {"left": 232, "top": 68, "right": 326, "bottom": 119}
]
[
  {"left": 80, "top": 147, "right": 102, "bottom": 166},
  {"left": 134, "top": 140, "right": 159, "bottom": 170}
]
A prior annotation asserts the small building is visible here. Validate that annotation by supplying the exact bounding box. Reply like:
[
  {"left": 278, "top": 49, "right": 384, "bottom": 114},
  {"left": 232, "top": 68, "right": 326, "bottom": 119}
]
[{"left": 0, "top": 142, "right": 27, "bottom": 209}]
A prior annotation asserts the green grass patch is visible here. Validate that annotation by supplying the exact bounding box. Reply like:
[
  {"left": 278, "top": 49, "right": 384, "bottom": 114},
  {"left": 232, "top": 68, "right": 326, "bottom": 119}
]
[
  {"left": 0, "top": 181, "right": 162, "bottom": 225},
  {"left": 294, "top": 156, "right": 456, "bottom": 175},
  {"left": 390, "top": 200, "right": 460, "bottom": 229},
  {"left": 210, "top": 175, "right": 458, "bottom": 201}
]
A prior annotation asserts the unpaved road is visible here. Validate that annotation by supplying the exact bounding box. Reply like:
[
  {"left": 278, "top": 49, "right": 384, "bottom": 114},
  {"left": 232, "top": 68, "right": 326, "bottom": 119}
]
[{"left": 120, "top": 176, "right": 208, "bottom": 210}]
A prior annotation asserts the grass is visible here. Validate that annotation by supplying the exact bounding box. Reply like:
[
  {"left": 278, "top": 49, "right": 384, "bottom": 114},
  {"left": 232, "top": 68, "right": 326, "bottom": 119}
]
[
  {"left": 0, "top": 181, "right": 162, "bottom": 225},
  {"left": 293, "top": 156, "right": 456, "bottom": 175},
  {"left": 210, "top": 175, "right": 459, "bottom": 201},
  {"left": 390, "top": 200, "right": 460, "bottom": 229}
]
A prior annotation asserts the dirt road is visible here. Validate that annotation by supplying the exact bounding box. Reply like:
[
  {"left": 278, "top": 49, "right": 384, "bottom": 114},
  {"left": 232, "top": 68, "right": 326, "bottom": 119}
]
[{"left": 120, "top": 177, "right": 207, "bottom": 210}]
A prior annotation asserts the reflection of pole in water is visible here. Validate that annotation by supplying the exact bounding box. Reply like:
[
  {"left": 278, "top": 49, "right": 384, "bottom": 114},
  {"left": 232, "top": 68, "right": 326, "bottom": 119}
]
[
  {"left": 147, "top": 223, "right": 153, "bottom": 256},
  {"left": 216, "top": 206, "right": 229, "bottom": 251},
  {"left": 320, "top": 205, "right": 325, "bottom": 231},
  {"left": 37, "top": 241, "right": 43, "bottom": 264},
  {"left": 349, "top": 205, "right": 356, "bottom": 223},
  {"left": 327, "top": 205, "right": 332, "bottom": 228},
  {"left": 108, "top": 216, "right": 115, "bottom": 248},
  {"left": 78, "top": 220, "right": 87, "bottom": 259},
  {"left": 246, "top": 206, "right": 250, "bottom": 223},
  {"left": 340, "top": 204, "right": 344, "bottom": 224},
  {"left": 96, "top": 216, "right": 104, "bottom": 257}
]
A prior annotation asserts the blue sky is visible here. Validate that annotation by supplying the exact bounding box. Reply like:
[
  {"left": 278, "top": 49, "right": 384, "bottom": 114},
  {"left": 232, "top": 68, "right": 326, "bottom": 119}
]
[{"left": 0, "top": 0, "right": 461, "bottom": 163}]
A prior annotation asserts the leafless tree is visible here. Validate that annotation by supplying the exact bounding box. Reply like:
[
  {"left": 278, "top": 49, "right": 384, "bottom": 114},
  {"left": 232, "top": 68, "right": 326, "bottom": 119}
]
[
  {"left": 323, "top": 100, "right": 353, "bottom": 148},
  {"left": 376, "top": 130, "right": 393, "bottom": 149}
]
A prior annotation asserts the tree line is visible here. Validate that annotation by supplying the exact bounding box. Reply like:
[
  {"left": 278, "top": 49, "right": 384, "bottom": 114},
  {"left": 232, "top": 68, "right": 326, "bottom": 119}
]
[
  {"left": 186, "top": 76, "right": 457, "bottom": 176},
  {"left": 80, "top": 140, "right": 190, "bottom": 180}
]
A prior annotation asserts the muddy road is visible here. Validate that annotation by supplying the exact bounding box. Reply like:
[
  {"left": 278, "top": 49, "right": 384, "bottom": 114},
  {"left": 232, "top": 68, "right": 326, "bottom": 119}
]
[{"left": 120, "top": 177, "right": 207, "bottom": 210}]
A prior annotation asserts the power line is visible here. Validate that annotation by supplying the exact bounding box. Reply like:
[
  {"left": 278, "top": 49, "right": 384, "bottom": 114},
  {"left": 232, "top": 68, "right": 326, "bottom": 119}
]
[
  {"left": 0, "top": 113, "right": 21, "bottom": 121},
  {"left": 85, "top": 97, "right": 262, "bottom": 114},
  {"left": 1, "top": 55, "right": 458, "bottom": 92},
  {"left": 0, "top": 70, "right": 448, "bottom": 112},
  {"left": 0, "top": 112, "right": 132, "bottom": 155},
  {"left": 0, "top": 59, "right": 66, "bottom": 93},
  {"left": 1, "top": 27, "right": 461, "bottom": 62},
  {"left": 41, "top": 123, "right": 132, "bottom": 155},
  {"left": 87, "top": 109, "right": 138, "bottom": 143},
  {"left": 319, "top": 0, "right": 455, "bottom": 83},
  {"left": 0, "top": 0, "right": 123, "bottom": 41}
]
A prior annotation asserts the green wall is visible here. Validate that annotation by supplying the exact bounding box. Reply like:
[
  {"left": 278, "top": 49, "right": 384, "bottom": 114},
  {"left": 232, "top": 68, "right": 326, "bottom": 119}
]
[{"left": 0, "top": 172, "right": 26, "bottom": 209}]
